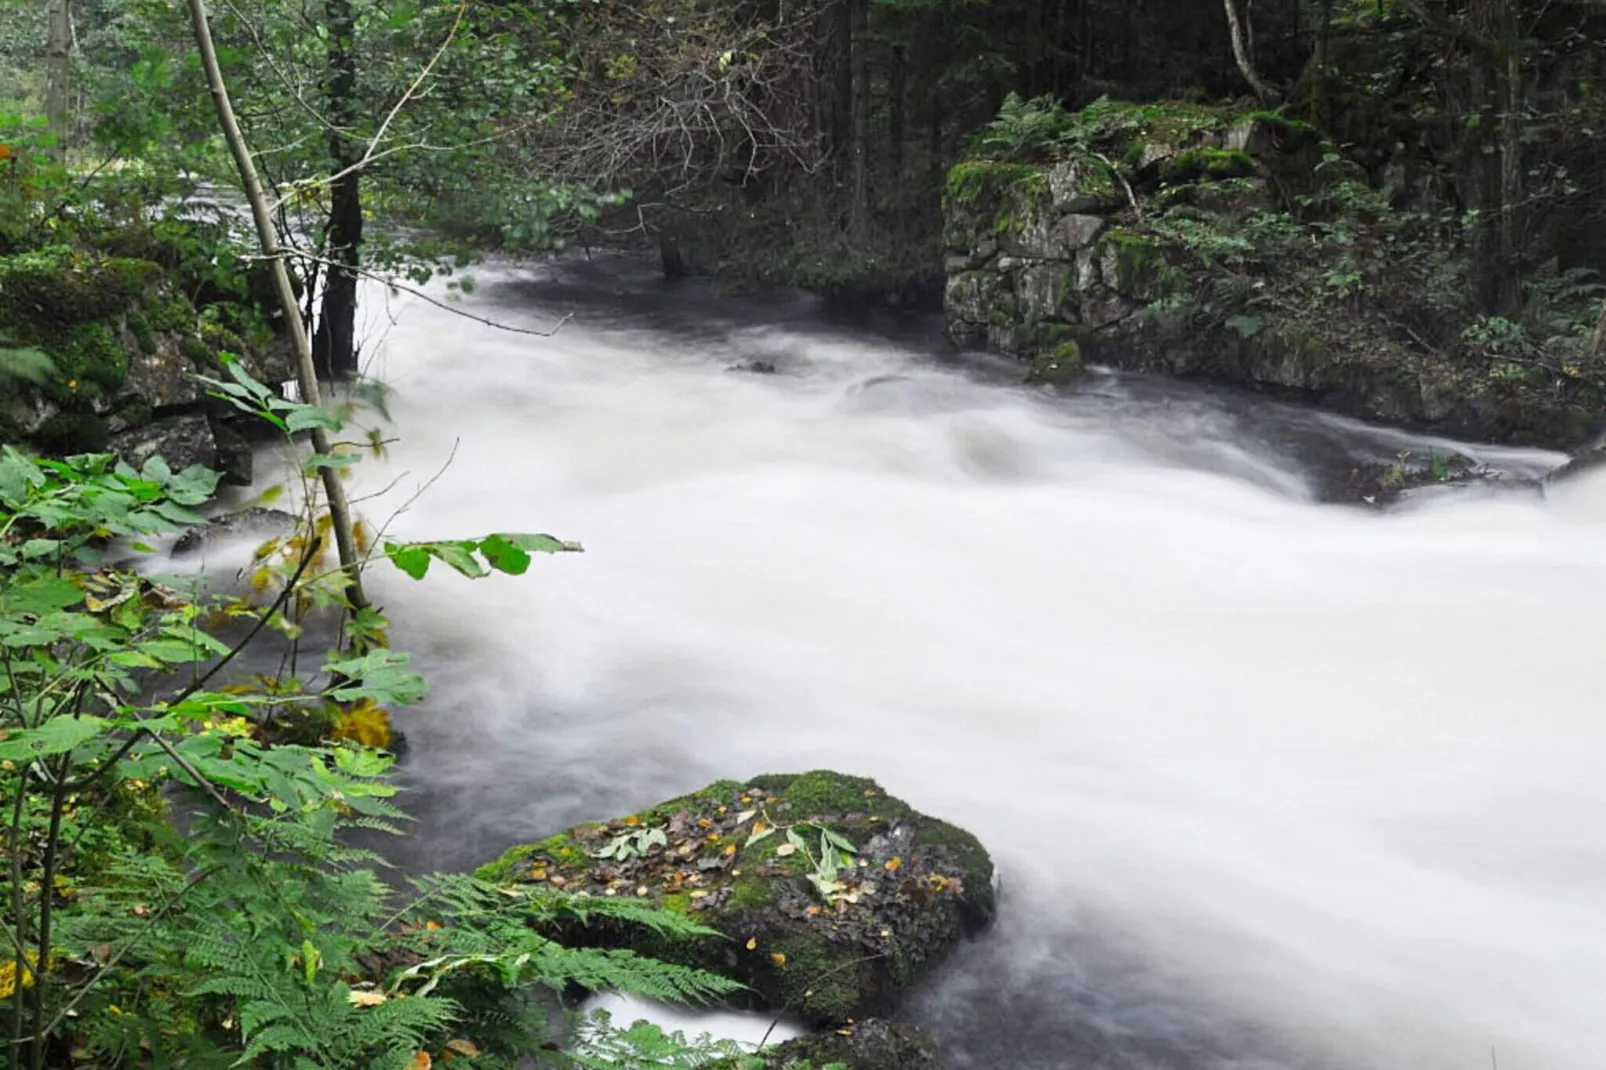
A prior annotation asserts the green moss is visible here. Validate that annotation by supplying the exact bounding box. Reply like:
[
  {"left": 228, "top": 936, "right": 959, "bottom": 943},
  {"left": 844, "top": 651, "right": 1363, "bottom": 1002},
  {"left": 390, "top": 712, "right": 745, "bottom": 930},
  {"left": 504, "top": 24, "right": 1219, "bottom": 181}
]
[
  {"left": 768, "top": 933, "right": 861, "bottom": 1024},
  {"left": 1024, "top": 342, "right": 1085, "bottom": 386},
  {"left": 46, "top": 322, "right": 129, "bottom": 400},
  {"left": 1103, "top": 230, "right": 1185, "bottom": 298},
  {"left": 473, "top": 828, "right": 591, "bottom": 884},
  {"left": 912, "top": 821, "right": 995, "bottom": 918},
  {"left": 944, "top": 161, "right": 1045, "bottom": 209},
  {"left": 1161, "top": 148, "right": 1257, "bottom": 183},
  {"left": 0, "top": 248, "right": 162, "bottom": 331},
  {"left": 754, "top": 771, "right": 907, "bottom": 820}
]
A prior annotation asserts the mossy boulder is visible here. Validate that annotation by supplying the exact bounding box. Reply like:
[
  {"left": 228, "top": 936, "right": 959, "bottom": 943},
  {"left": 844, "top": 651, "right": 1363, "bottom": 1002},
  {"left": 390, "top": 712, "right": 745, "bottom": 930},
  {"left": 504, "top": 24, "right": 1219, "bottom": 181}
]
[
  {"left": 477, "top": 772, "right": 995, "bottom": 1028},
  {"left": 736, "top": 1019, "right": 940, "bottom": 1070}
]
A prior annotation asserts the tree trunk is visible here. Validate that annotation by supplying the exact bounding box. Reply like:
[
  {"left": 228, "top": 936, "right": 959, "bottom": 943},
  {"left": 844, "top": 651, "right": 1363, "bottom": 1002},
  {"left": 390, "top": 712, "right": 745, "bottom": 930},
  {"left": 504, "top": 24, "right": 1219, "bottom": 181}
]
[
  {"left": 848, "top": 0, "right": 870, "bottom": 242},
  {"left": 43, "top": 0, "right": 71, "bottom": 160},
  {"left": 1590, "top": 296, "right": 1606, "bottom": 360},
  {"left": 1496, "top": 0, "right": 1522, "bottom": 314},
  {"left": 312, "top": 0, "right": 362, "bottom": 382},
  {"left": 1224, "top": 0, "right": 1281, "bottom": 104},
  {"left": 888, "top": 44, "right": 906, "bottom": 188},
  {"left": 1467, "top": 0, "right": 1505, "bottom": 313},
  {"left": 184, "top": 0, "right": 370, "bottom": 615}
]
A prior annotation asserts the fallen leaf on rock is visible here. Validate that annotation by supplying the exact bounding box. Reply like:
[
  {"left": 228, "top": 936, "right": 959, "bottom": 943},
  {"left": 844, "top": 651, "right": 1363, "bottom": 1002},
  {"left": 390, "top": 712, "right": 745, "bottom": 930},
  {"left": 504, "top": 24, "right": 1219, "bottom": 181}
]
[
  {"left": 745, "top": 937, "right": 757, "bottom": 950},
  {"left": 771, "top": 953, "right": 787, "bottom": 967}
]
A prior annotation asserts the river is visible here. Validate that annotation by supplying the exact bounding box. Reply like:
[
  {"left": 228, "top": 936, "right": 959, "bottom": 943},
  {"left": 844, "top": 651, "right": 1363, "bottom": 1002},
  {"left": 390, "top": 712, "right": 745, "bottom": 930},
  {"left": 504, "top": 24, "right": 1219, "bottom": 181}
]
[{"left": 260, "top": 254, "right": 1606, "bottom": 1069}]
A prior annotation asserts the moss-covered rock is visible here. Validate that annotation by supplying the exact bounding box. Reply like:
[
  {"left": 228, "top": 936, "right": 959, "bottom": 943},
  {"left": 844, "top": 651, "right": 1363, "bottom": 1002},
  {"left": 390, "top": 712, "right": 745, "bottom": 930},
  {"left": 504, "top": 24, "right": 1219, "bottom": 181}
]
[
  {"left": 1024, "top": 342, "right": 1085, "bottom": 386},
  {"left": 736, "top": 1018, "right": 939, "bottom": 1070},
  {"left": 477, "top": 772, "right": 995, "bottom": 1028}
]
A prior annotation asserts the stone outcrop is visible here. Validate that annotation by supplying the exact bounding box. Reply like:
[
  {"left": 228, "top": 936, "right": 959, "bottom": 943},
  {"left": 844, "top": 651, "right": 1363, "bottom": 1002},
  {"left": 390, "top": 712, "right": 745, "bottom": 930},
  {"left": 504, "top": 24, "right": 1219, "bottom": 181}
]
[
  {"left": 0, "top": 246, "right": 290, "bottom": 480},
  {"left": 941, "top": 101, "right": 1606, "bottom": 449}
]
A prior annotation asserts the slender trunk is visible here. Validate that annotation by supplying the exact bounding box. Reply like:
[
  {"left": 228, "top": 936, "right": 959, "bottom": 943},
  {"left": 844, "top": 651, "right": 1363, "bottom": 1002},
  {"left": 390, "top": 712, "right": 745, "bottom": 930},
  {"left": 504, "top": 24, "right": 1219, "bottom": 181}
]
[
  {"left": 43, "top": 0, "right": 71, "bottom": 160},
  {"left": 1496, "top": 0, "right": 1522, "bottom": 314},
  {"left": 312, "top": 0, "right": 362, "bottom": 382},
  {"left": 1467, "top": 0, "right": 1503, "bottom": 312},
  {"left": 184, "top": 0, "right": 370, "bottom": 614},
  {"left": 888, "top": 44, "right": 905, "bottom": 187},
  {"left": 1590, "top": 297, "right": 1606, "bottom": 359},
  {"left": 848, "top": 0, "right": 870, "bottom": 241},
  {"left": 1224, "top": 0, "right": 1280, "bottom": 104}
]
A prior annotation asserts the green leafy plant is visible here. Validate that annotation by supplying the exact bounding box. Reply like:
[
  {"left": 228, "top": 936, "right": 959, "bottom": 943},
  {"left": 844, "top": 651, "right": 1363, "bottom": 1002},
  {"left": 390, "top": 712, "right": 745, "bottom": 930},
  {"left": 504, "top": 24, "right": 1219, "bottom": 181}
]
[{"left": 0, "top": 363, "right": 741, "bottom": 1067}]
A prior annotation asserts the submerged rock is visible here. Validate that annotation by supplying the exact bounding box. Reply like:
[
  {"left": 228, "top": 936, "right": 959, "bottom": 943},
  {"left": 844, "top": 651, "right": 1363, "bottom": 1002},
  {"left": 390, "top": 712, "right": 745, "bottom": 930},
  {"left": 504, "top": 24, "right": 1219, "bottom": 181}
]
[
  {"left": 1332, "top": 450, "right": 1541, "bottom": 507},
  {"left": 172, "top": 506, "right": 297, "bottom": 555},
  {"left": 477, "top": 771, "right": 995, "bottom": 1027}
]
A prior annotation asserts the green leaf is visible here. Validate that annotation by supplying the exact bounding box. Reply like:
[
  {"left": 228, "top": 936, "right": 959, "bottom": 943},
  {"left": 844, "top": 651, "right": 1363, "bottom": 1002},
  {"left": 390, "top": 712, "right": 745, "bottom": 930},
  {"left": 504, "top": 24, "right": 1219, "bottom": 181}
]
[
  {"left": 383, "top": 542, "right": 432, "bottom": 580},
  {"left": 431, "top": 541, "right": 489, "bottom": 578},
  {"left": 478, "top": 533, "right": 530, "bottom": 575},
  {"left": 503, "top": 532, "right": 582, "bottom": 554},
  {"left": 323, "top": 650, "right": 428, "bottom": 706},
  {"left": 137, "top": 638, "right": 213, "bottom": 664},
  {"left": 0, "top": 715, "right": 110, "bottom": 761},
  {"left": 285, "top": 406, "right": 343, "bottom": 433},
  {"left": 0, "top": 577, "right": 83, "bottom": 615}
]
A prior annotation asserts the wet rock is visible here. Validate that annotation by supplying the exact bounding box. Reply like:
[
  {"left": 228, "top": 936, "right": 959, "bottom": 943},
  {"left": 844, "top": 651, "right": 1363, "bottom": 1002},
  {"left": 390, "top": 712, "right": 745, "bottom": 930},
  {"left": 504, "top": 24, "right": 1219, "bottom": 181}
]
[
  {"left": 111, "top": 414, "right": 217, "bottom": 474},
  {"left": 745, "top": 1018, "right": 940, "bottom": 1070},
  {"left": 728, "top": 360, "right": 779, "bottom": 375},
  {"left": 1331, "top": 451, "right": 1539, "bottom": 507},
  {"left": 172, "top": 507, "right": 297, "bottom": 555},
  {"left": 477, "top": 771, "right": 995, "bottom": 1028}
]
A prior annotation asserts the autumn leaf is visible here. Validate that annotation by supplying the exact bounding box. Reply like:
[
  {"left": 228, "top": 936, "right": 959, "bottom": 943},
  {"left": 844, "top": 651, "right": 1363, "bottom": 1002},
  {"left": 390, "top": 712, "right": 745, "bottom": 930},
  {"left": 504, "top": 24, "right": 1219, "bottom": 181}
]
[
  {"left": 770, "top": 952, "right": 787, "bottom": 967},
  {"left": 444, "top": 1039, "right": 482, "bottom": 1056},
  {"left": 745, "top": 937, "right": 757, "bottom": 950},
  {"left": 411, "top": 1053, "right": 432, "bottom": 1070},
  {"left": 883, "top": 857, "right": 902, "bottom": 872},
  {"left": 776, "top": 843, "right": 798, "bottom": 857},
  {"left": 347, "top": 990, "right": 388, "bottom": 1007}
]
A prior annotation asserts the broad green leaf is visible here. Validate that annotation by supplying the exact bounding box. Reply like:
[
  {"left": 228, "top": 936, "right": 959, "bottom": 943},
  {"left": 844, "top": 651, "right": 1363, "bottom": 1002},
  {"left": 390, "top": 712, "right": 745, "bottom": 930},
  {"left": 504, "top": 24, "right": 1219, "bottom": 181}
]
[
  {"left": 0, "top": 577, "right": 83, "bottom": 615},
  {"left": 0, "top": 715, "right": 110, "bottom": 761},
  {"left": 478, "top": 533, "right": 530, "bottom": 575},
  {"left": 384, "top": 542, "right": 432, "bottom": 580}
]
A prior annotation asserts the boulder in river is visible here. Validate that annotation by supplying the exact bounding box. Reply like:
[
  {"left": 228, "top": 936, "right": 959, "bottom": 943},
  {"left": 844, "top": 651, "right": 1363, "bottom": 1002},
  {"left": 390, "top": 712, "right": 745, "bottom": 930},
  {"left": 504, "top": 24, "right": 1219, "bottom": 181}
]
[
  {"left": 740, "top": 1018, "right": 940, "bottom": 1070},
  {"left": 476, "top": 771, "right": 995, "bottom": 1027}
]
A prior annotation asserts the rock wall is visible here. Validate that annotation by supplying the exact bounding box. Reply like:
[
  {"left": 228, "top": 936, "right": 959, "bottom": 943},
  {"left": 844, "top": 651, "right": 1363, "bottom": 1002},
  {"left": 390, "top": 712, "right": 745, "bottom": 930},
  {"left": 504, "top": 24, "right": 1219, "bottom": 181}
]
[
  {"left": 940, "top": 104, "right": 1606, "bottom": 448},
  {"left": 0, "top": 246, "right": 291, "bottom": 480}
]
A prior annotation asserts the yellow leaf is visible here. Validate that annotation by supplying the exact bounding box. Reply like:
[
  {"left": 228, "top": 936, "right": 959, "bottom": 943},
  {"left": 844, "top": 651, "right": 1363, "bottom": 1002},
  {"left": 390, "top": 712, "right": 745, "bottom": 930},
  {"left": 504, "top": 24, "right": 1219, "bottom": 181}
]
[
  {"left": 770, "top": 952, "right": 787, "bottom": 967},
  {"left": 444, "top": 1039, "right": 482, "bottom": 1056},
  {"left": 775, "top": 844, "right": 798, "bottom": 857},
  {"left": 745, "top": 937, "right": 757, "bottom": 950},
  {"left": 750, "top": 821, "right": 768, "bottom": 836},
  {"left": 412, "top": 1054, "right": 432, "bottom": 1070},
  {"left": 724, "top": 843, "right": 737, "bottom": 856},
  {"left": 883, "top": 857, "right": 902, "bottom": 872},
  {"left": 347, "top": 990, "right": 388, "bottom": 1007}
]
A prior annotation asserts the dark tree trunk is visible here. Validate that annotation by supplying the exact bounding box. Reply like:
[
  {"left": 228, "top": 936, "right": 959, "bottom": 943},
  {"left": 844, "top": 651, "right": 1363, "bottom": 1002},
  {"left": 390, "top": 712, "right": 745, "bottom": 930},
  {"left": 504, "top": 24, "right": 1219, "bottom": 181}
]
[
  {"left": 848, "top": 0, "right": 870, "bottom": 241},
  {"left": 312, "top": 0, "right": 362, "bottom": 382},
  {"left": 888, "top": 44, "right": 906, "bottom": 187}
]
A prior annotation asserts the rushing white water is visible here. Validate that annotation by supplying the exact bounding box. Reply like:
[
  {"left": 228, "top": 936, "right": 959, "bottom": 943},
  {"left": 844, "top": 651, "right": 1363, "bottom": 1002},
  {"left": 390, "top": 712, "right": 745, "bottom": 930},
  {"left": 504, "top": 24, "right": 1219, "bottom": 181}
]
[{"left": 293, "top": 257, "right": 1606, "bottom": 1069}]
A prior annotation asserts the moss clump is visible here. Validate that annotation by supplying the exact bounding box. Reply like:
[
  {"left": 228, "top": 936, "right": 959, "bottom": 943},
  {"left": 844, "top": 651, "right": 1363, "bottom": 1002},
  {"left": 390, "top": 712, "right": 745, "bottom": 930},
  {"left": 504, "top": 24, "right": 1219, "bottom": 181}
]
[
  {"left": 1024, "top": 342, "right": 1085, "bottom": 386},
  {"left": 767, "top": 932, "right": 864, "bottom": 1024},
  {"left": 0, "top": 248, "right": 163, "bottom": 330},
  {"left": 1160, "top": 147, "right": 1257, "bottom": 183},
  {"left": 1103, "top": 230, "right": 1185, "bottom": 298},
  {"left": 944, "top": 161, "right": 1045, "bottom": 209}
]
